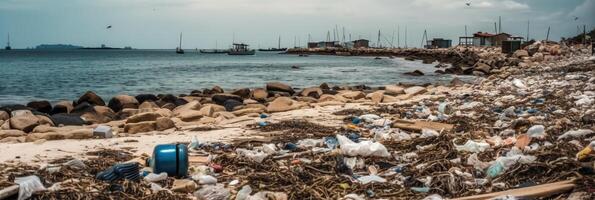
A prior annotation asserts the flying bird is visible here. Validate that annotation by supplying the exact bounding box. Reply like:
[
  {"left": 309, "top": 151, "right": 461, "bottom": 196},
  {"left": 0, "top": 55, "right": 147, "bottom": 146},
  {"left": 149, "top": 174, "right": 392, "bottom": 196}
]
[
  {"left": 106, "top": 25, "right": 112, "bottom": 29},
  {"left": 574, "top": 16, "right": 579, "bottom": 20},
  {"left": 466, "top": 2, "right": 471, "bottom": 6}
]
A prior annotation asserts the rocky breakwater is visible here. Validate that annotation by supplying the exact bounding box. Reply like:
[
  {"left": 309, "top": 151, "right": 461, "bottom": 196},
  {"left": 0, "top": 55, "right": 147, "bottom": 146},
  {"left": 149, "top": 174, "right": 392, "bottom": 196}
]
[{"left": 0, "top": 81, "right": 446, "bottom": 143}]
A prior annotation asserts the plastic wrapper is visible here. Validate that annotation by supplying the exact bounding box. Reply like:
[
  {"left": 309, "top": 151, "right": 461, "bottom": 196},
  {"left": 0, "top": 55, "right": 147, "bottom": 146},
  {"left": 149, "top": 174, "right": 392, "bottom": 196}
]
[
  {"left": 336, "top": 134, "right": 390, "bottom": 157},
  {"left": 236, "top": 185, "right": 252, "bottom": 200},
  {"left": 455, "top": 140, "right": 491, "bottom": 153},
  {"left": 194, "top": 185, "right": 230, "bottom": 200},
  {"left": 357, "top": 175, "right": 386, "bottom": 184},
  {"left": 14, "top": 175, "right": 46, "bottom": 200},
  {"left": 236, "top": 148, "right": 269, "bottom": 163},
  {"left": 144, "top": 172, "right": 168, "bottom": 182}
]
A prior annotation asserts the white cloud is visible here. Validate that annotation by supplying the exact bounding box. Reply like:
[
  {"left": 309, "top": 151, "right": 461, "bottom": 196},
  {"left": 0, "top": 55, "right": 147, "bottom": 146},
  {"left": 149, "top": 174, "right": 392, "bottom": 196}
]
[{"left": 502, "top": 0, "right": 530, "bottom": 10}]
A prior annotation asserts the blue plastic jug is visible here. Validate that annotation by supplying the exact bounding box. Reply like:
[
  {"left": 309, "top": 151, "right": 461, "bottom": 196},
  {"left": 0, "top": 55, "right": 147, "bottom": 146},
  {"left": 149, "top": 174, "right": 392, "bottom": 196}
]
[{"left": 148, "top": 144, "right": 189, "bottom": 177}]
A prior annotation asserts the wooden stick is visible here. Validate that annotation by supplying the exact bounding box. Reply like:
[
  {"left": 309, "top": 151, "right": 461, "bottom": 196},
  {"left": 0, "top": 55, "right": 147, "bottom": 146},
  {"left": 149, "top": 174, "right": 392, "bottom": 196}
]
[
  {"left": 452, "top": 179, "right": 576, "bottom": 200},
  {"left": 0, "top": 185, "right": 19, "bottom": 200}
]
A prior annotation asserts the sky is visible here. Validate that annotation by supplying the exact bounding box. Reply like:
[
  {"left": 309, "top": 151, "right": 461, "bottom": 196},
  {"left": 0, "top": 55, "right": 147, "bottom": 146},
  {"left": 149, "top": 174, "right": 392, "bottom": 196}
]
[{"left": 0, "top": 0, "right": 593, "bottom": 49}]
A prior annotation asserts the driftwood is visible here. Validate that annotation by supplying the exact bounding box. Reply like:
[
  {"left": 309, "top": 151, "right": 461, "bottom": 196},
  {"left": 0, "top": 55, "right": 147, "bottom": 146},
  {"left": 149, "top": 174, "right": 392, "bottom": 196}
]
[
  {"left": 392, "top": 119, "right": 454, "bottom": 132},
  {"left": 0, "top": 185, "right": 19, "bottom": 200},
  {"left": 452, "top": 179, "right": 576, "bottom": 200}
]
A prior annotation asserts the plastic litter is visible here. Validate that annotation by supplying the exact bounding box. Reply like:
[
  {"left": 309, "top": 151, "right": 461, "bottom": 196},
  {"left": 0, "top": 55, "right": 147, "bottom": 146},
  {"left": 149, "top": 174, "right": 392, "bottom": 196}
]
[
  {"left": 527, "top": 125, "right": 546, "bottom": 139},
  {"left": 96, "top": 162, "right": 141, "bottom": 182},
  {"left": 14, "top": 175, "right": 46, "bottom": 200},
  {"left": 351, "top": 117, "right": 361, "bottom": 124},
  {"left": 467, "top": 153, "right": 491, "bottom": 170},
  {"left": 259, "top": 114, "right": 268, "bottom": 118},
  {"left": 64, "top": 159, "right": 87, "bottom": 170},
  {"left": 411, "top": 187, "right": 430, "bottom": 193},
  {"left": 194, "top": 184, "right": 230, "bottom": 200},
  {"left": 512, "top": 79, "right": 526, "bottom": 88},
  {"left": 438, "top": 102, "right": 452, "bottom": 114},
  {"left": 228, "top": 179, "right": 239, "bottom": 186},
  {"left": 336, "top": 134, "right": 390, "bottom": 157},
  {"left": 236, "top": 148, "right": 269, "bottom": 163},
  {"left": 423, "top": 194, "right": 444, "bottom": 200},
  {"left": 324, "top": 136, "right": 338, "bottom": 149},
  {"left": 93, "top": 125, "right": 113, "bottom": 138},
  {"left": 189, "top": 136, "right": 201, "bottom": 149},
  {"left": 297, "top": 138, "right": 322, "bottom": 148},
  {"left": 197, "top": 175, "right": 218, "bottom": 184},
  {"left": 236, "top": 185, "right": 252, "bottom": 200},
  {"left": 283, "top": 143, "right": 297, "bottom": 151},
  {"left": 262, "top": 143, "right": 278, "bottom": 154},
  {"left": 342, "top": 193, "right": 366, "bottom": 200},
  {"left": 420, "top": 128, "right": 440, "bottom": 138},
  {"left": 150, "top": 183, "right": 166, "bottom": 192},
  {"left": 558, "top": 129, "right": 593, "bottom": 139},
  {"left": 576, "top": 141, "right": 594, "bottom": 161},
  {"left": 455, "top": 140, "right": 491, "bottom": 153},
  {"left": 359, "top": 114, "right": 381, "bottom": 123},
  {"left": 347, "top": 132, "right": 361, "bottom": 142},
  {"left": 357, "top": 175, "right": 386, "bottom": 184},
  {"left": 144, "top": 172, "right": 168, "bottom": 182},
  {"left": 487, "top": 148, "right": 536, "bottom": 177}
]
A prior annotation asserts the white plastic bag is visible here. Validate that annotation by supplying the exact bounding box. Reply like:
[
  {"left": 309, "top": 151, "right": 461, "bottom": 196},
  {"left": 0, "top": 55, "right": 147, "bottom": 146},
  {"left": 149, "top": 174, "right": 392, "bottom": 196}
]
[
  {"left": 357, "top": 175, "right": 386, "bottom": 184},
  {"left": 558, "top": 129, "right": 593, "bottom": 139},
  {"left": 359, "top": 114, "right": 381, "bottom": 123},
  {"left": 527, "top": 125, "right": 546, "bottom": 139},
  {"left": 197, "top": 175, "right": 217, "bottom": 185},
  {"left": 336, "top": 134, "right": 390, "bottom": 157},
  {"left": 236, "top": 148, "right": 269, "bottom": 163},
  {"left": 14, "top": 175, "right": 46, "bottom": 200},
  {"left": 144, "top": 172, "right": 168, "bottom": 182},
  {"left": 296, "top": 139, "right": 322, "bottom": 148},
  {"left": 420, "top": 129, "right": 440, "bottom": 138},
  {"left": 194, "top": 185, "right": 230, "bottom": 200},
  {"left": 236, "top": 185, "right": 252, "bottom": 200},
  {"left": 455, "top": 140, "right": 491, "bottom": 153}
]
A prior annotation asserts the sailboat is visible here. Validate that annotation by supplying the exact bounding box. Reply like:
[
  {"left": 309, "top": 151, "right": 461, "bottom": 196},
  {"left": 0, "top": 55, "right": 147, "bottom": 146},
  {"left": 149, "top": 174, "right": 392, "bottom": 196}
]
[
  {"left": 176, "top": 32, "right": 184, "bottom": 54},
  {"left": 258, "top": 36, "right": 287, "bottom": 52},
  {"left": 5, "top": 33, "right": 11, "bottom": 50}
]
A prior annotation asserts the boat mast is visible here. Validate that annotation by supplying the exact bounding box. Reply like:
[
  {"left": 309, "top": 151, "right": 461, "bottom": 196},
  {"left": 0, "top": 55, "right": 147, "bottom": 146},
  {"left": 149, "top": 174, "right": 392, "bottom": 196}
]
[
  {"left": 179, "top": 32, "right": 183, "bottom": 49},
  {"left": 278, "top": 35, "right": 281, "bottom": 49},
  {"left": 6, "top": 33, "right": 10, "bottom": 48}
]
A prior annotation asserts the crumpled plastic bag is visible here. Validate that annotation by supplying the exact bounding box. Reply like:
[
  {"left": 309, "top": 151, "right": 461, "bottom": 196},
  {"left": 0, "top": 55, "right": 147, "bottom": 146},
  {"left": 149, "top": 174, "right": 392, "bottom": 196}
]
[
  {"left": 487, "top": 148, "right": 536, "bottom": 177},
  {"left": 359, "top": 114, "right": 381, "bottom": 123},
  {"left": 336, "top": 134, "right": 390, "bottom": 157},
  {"left": 455, "top": 140, "right": 491, "bottom": 153},
  {"left": 421, "top": 129, "right": 440, "bottom": 138},
  {"left": 194, "top": 185, "right": 230, "bottom": 200},
  {"left": 558, "top": 129, "right": 593, "bottom": 139},
  {"left": 15, "top": 175, "right": 46, "bottom": 200},
  {"left": 246, "top": 191, "right": 288, "bottom": 200},
  {"left": 296, "top": 139, "right": 322, "bottom": 148},
  {"left": 236, "top": 148, "right": 269, "bottom": 163},
  {"left": 236, "top": 185, "right": 252, "bottom": 200},
  {"left": 357, "top": 174, "right": 386, "bottom": 184}
]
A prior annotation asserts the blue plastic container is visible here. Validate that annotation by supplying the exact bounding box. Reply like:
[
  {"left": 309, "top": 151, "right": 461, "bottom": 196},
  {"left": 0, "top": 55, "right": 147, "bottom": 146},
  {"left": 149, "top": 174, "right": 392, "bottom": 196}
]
[{"left": 149, "top": 144, "right": 189, "bottom": 177}]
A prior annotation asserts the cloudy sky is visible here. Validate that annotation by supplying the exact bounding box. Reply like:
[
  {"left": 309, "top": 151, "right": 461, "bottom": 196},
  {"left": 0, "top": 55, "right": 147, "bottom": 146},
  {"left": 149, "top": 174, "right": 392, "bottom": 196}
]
[{"left": 0, "top": 0, "right": 593, "bottom": 49}]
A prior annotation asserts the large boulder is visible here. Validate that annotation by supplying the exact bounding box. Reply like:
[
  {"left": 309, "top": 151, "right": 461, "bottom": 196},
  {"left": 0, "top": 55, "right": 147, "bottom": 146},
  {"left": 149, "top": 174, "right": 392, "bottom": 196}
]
[
  {"left": 126, "top": 112, "right": 161, "bottom": 123},
  {"left": 0, "top": 130, "right": 26, "bottom": 139},
  {"left": 340, "top": 91, "right": 365, "bottom": 100},
  {"left": 9, "top": 110, "right": 39, "bottom": 133},
  {"left": 300, "top": 87, "right": 323, "bottom": 99},
  {"left": 156, "top": 117, "right": 175, "bottom": 131},
  {"left": 108, "top": 95, "right": 140, "bottom": 112},
  {"left": 158, "top": 94, "right": 187, "bottom": 107},
  {"left": 251, "top": 88, "right": 268, "bottom": 101},
  {"left": 0, "top": 105, "right": 30, "bottom": 115},
  {"left": 384, "top": 85, "right": 405, "bottom": 95},
  {"left": 211, "top": 85, "right": 224, "bottom": 94},
  {"left": 76, "top": 91, "right": 105, "bottom": 106},
  {"left": 266, "top": 82, "right": 295, "bottom": 95},
  {"left": 51, "top": 113, "right": 87, "bottom": 126},
  {"left": 139, "top": 101, "right": 160, "bottom": 110},
  {"left": 368, "top": 91, "right": 384, "bottom": 104},
  {"left": 50, "top": 101, "right": 73, "bottom": 115},
  {"left": 71, "top": 102, "right": 95, "bottom": 114},
  {"left": 0, "top": 111, "right": 8, "bottom": 121},
  {"left": 223, "top": 99, "right": 244, "bottom": 112},
  {"left": 27, "top": 101, "right": 52, "bottom": 114},
  {"left": 124, "top": 121, "right": 156, "bottom": 134},
  {"left": 211, "top": 94, "right": 243, "bottom": 105},
  {"left": 80, "top": 106, "right": 116, "bottom": 124},
  {"left": 173, "top": 101, "right": 201, "bottom": 116},
  {"left": 177, "top": 110, "right": 204, "bottom": 122},
  {"left": 266, "top": 97, "right": 301, "bottom": 113},
  {"left": 35, "top": 114, "right": 55, "bottom": 126},
  {"left": 135, "top": 94, "right": 159, "bottom": 104},
  {"left": 231, "top": 88, "right": 251, "bottom": 99}
]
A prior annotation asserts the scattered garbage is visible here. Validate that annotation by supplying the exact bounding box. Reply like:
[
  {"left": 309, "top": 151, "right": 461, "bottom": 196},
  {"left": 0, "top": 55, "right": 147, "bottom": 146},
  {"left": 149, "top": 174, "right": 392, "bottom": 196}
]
[
  {"left": 144, "top": 172, "right": 168, "bottom": 182},
  {"left": 149, "top": 143, "right": 189, "bottom": 177},
  {"left": 455, "top": 140, "right": 491, "bottom": 153},
  {"left": 194, "top": 185, "right": 230, "bottom": 200},
  {"left": 527, "top": 125, "right": 546, "bottom": 139},
  {"left": 357, "top": 174, "right": 386, "bottom": 184},
  {"left": 93, "top": 125, "right": 113, "bottom": 138},
  {"left": 196, "top": 175, "right": 218, "bottom": 185},
  {"left": 336, "top": 134, "right": 390, "bottom": 157},
  {"left": 236, "top": 148, "right": 269, "bottom": 163},
  {"left": 558, "top": 129, "right": 593, "bottom": 139},
  {"left": 14, "top": 175, "right": 46, "bottom": 200},
  {"left": 236, "top": 185, "right": 252, "bottom": 200},
  {"left": 96, "top": 162, "right": 141, "bottom": 182}
]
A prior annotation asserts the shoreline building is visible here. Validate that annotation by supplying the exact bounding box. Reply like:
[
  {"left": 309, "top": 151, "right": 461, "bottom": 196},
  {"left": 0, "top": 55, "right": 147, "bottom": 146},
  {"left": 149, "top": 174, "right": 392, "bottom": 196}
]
[{"left": 459, "top": 32, "right": 523, "bottom": 47}]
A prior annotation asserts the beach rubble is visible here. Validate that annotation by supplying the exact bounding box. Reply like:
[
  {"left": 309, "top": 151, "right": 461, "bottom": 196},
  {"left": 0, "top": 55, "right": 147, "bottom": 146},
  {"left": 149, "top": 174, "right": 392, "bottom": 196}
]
[{"left": 0, "top": 42, "right": 594, "bottom": 199}]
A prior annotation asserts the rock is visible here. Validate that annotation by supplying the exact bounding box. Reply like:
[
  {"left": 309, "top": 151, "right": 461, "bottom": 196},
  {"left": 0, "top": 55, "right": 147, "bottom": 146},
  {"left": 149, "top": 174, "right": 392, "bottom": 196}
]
[
  {"left": 252, "top": 88, "right": 268, "bottom": 101},
  {"left": 35, "top": 115, "right": 55, "bottom": 126},
  {"left": 296, "top": 96, "right": 318, "bottom": 103},
  {"left": 212, "top": 94, "right": 243, "bottom": 105},
  {"left": 93, "top": 125, "right": 113, "bottom": 138},
  {"left": 513, "top": 49, "right": 529, "bottom": 58},
  {"left": 404, "top": 86, "right": 427, "bottom": 96},
  {"left": 435, "top": 70, "right": 445, "bottom": 74},
  {"left": 51, "top": 101, "right": 73, "bottom": 114},
  {"left": 223, "top": 99, "right": 244, "bottom": 111},
  {"left": 319, "top": 94, "right": 347, "bottom": 103},
  {"left": 126, "top": 112, "right": 161, "bottom": 123},
  {"left": 155, "top": 117, "right": 175, "bottom": 131},
  {"left": 0, "top": 111, "right": 8, "bottom": 121},
  {"left": 158, "top": 94, "right": 187, "bottom": 106},
  {"left": 266, "top": 82, "right": 295, "bottom": 95},
  {"left": 173, "top": 101, "right": 201, "bottom": 116},
  {"left": 232, "top": 107, "right": 264, "bottom": 116},
  {"left": 384, "top": 85, "right": 405, "bottom": 95},
  {"left": 9, "top": 110, "right": 39, "bottom": 133},
  {"left": 450, "top": 77, "right": 465, "bottom": 86},
  {"left": 155, "top": 108, "right": 173, "bottom": 118},
  {"left": 243, "top": 99, "right": 259, "bottom": 104},
  {"left": 213, "top": 111, "right": 236, "bottom": 119},
  {"left": 108, "top": 95, "right": 139, "bottom": 112},
  {"left": 0, "top": 130, "right": 26, "bottom": 139},
  {"left": 404, "top": 70, "right": 425, "bottom": 76},
  {"left": 211, "top": 86, "right": 224, "bottom": 94},
  {"left": 124, "top": 121, "right": 156, "bottom": 134},
  {"left": 231, "top": 88, "right": 251, "bottom": 99},
  {"left": 71, "top": 102, "right": 95, "bottom": 114},
  {"left": 178, "top": 110, "right": 204, "bottom": 122},
  {"left": 64, "top": 128, "right": 94, "bottom": 139},
  {"left": 474, "top": 63, "right": 491, "bottom": 74},
  {"left": 197, "top": 105, "right": 216, "bottom": 117},
  {"left": 369, "top": 91, "right": 384, "bottom": 104},
  {"left": 382, "top": 95, "right": 399, "bottom": 103},
  {"left": 300, "top": 87, "right": 323, "bottom": 99},
  {"left": 27, "top": 101, "right": 52, "bottom": 114},
  {"left": 76, "top": 91, "right": 105, "bottom": 106},
  {"left": 1, "top": 120, "right": 10, "bottom": 130},
  {"left": 320, "top": 83, "right": 330, "bottom": 90},
  {"left": 266, "top": 97, "right": 299, "bottom": 113},
  {"left": 79, "top": 106, "right": 115, "bottom": 124},
  {"left": 0, "top": 105, "right": 30, "bottom": 115},
  {"left": 135, "top": 94, "right": 159, "bottom": 104},
  {"left": 50, "top": 113, "right": 87, "bottom": 126},
  {"left": 435, "top": 63, "right": 448, "bottom": 68},
  {"left": 139, "top": 101, "right": 159, "bottom": 110},
  {"left": 268, "top": 91, "right": 291, "bottom": 98},
  {"left": 340, "top": 91, "right": 365, "bottom": 100},
  {"left": 161, "top": 103, "right": 176, "bottom": 110}
]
